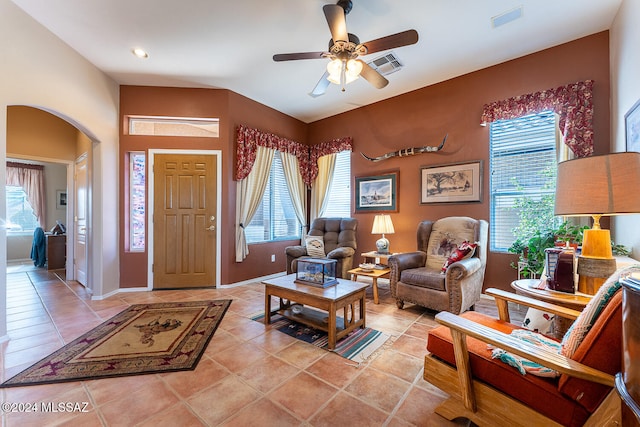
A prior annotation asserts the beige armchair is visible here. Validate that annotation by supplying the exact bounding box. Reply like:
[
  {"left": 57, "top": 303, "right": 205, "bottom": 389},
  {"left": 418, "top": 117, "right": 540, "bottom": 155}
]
[
  {"left": 285, "top": 217, "right": 358, "bottom": 279},
  {"left": 388, "top": 217, "right": 488, "bottom": 314}
]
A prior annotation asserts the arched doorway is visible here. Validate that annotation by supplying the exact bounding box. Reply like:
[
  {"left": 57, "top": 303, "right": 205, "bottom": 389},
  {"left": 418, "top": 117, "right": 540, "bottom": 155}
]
[{"left": 6, "top": 106, "right": 93, "bottom": 291}]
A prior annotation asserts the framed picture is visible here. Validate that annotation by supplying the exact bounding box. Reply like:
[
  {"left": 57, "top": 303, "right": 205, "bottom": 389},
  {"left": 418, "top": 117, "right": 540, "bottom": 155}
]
[
  {"left": 56, "top": 190, "right": 67, "bottom": 209},
  {"left": 420, "top": 161, "right": 482, "bottom": 204},
  {"left": 354, "top": 171, "right": 398, "bottom": 212},
  {"left": 625, "top": 98, "right": 640, "bottom": 152}
]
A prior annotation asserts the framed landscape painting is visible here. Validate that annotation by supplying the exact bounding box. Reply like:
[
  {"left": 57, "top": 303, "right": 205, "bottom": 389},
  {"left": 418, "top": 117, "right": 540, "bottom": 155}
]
[
  {"left": 355, "top": 171, "right": 398, "bottom": 212},
  {"left": 420, "top": 161, "right": 482, "bottom": 204},
  {"left": 625, "top": 98, "right": 640, "bottom": 152}
]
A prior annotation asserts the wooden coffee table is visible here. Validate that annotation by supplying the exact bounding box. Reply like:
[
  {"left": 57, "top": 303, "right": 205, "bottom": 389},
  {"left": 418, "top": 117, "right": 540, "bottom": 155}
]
[{"left": 263, "top": 274, "right": 368, "bottom": 350}]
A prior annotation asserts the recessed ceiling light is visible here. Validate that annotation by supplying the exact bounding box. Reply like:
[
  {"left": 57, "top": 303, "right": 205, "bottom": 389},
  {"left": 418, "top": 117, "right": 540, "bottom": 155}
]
[{"left": 132, "top": 48, "right": 149, "bottom": 59}]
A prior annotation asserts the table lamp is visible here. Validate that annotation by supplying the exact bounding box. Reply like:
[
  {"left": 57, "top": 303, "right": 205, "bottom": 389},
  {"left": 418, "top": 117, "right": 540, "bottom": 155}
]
[
  {"left": 372, "top": 214, "right": 395, "bottom": 254},
  {"left": 555, "top": 152, "right": 640, "bottom": 294}
]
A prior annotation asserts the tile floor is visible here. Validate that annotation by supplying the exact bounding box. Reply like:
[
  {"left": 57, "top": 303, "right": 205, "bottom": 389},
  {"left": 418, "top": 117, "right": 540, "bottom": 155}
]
[{"left": 1, "top": 263, "right": 518, "bottom": 426}]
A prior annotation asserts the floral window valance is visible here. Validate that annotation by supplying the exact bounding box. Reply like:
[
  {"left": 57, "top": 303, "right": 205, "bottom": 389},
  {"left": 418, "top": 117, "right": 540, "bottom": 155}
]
[
  {"left": 235, "top": 124, "right": 352, "bottom": 186},
  {"left": 481, "top": 80, "right": 594, "bottom": 157}
]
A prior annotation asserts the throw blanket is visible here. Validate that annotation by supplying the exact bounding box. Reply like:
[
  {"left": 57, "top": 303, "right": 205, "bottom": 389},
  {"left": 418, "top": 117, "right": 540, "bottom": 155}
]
[{"left": 491, "top": 329, "right": 561, "bottom": 377}]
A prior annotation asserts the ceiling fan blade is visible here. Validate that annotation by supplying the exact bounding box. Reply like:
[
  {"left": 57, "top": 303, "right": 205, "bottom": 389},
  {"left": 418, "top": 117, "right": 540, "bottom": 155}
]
[
  {"left": 358, "top": 60, "right": 388, "bottom": 89},
  {"left": 273, "top": 52, "right": 327, "bottom": 62},
  {"left": 309, "top": 72, "right": 331, "bottom": 98},
  {"left": 323, "top": 4, "right": 348, "bottom": 43},
  {"left": 360, "top": 29, "right": 419, "bottom": 55}
]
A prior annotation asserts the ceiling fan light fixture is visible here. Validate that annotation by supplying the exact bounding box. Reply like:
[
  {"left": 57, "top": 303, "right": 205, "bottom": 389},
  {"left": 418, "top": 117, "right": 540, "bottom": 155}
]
[
  {"left": 345, "top": 59, "right": 362, "bottom": 82},
  {"left": 326, "top": 58, "right": 343, "bottom": 84}
]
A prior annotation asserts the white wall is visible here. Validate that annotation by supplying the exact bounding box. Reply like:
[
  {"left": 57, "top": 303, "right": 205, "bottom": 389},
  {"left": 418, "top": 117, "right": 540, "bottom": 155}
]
[
  {"left": 0, "top": 2, "right": 120, "bottom": 339},
  {"left": 610, "top": 0, "right": 640, "bottom": 259}
]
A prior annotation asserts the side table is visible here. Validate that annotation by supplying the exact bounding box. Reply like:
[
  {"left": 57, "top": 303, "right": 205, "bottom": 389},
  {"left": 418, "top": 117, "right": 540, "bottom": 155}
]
[
  {"left": 347, "top": 267, "right": 390, "bottom": 304},
  {"left": 511, "top": 279, "right": 592, "bottom": 311},
  {"left": 361, "top": 251, "right": 396, "bottom": 266}
]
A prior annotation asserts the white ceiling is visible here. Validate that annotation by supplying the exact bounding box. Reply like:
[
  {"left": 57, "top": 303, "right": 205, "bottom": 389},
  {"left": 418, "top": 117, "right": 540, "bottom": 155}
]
[{"left": 12, "top": 0, "right": 622, "bottom": 123}]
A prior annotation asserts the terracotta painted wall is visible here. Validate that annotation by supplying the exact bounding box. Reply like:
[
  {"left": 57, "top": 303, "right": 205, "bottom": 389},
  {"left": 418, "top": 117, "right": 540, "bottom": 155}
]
[
  {"left": 119, "top": 86, "right": 307, "bottom": 287},
  {"left": 308, "top": 32, "right": 611, "bottom": 292},
  {"left": 7, "top": 106, "right": 78, "bottom": 161}
]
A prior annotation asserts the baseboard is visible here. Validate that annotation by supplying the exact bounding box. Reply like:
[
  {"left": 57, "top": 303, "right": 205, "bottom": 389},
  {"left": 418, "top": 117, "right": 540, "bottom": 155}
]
[{"left": 222, "top": 271, "right": 287, "bottom": 288}]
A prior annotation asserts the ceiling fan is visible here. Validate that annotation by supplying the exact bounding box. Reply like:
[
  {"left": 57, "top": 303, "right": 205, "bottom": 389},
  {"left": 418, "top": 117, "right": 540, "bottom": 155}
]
[{"left": 273, "top": 0, "right": 419, "bottom": 97}]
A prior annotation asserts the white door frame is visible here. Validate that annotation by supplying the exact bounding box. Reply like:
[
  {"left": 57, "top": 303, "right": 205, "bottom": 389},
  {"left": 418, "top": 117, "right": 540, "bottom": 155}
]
[{"left": 147, "top": 149, "right": 222, "bottom": 290}]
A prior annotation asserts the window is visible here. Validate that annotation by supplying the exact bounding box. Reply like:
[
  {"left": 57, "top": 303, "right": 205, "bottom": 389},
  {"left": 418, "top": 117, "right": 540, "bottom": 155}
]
[
  {"left": 127, "top": 116, "right": 219, "bottom": 137},
  {"left": 490, "top": 110, "right": 559, "bottom": 251},
  {"left": 321, "top": 150, "right": 351, "bottom": 217},
  {"left": 245, "top": 151, "right": 301, "bottom": 243},
  {"left": 6, "top": 186, "right": 39, "bottom": 233},
  {"left": 129, "top": 152, "right": 146, "bottom": 251}
]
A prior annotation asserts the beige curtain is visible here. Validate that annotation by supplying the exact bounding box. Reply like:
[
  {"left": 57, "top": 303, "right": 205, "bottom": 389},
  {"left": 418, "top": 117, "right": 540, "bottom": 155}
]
[
  {"left": 555, "top": 115, "right": 590, "bottom": 229},
  {"left": 280, "top": 151, "right": 307, "bottom": 238},
  {"left": 310, "top": 153, "right": 337, "bottom": 221},
  {"left": 235, "top": 146, "right": 275, "bottom": 262},
  {"left": 6, "top": 162, "right": 46, "bottom": 227}
]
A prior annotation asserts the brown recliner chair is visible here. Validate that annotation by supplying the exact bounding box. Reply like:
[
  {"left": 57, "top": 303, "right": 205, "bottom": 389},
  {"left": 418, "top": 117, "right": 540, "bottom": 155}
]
[
  {"left": 285, "top": 217, "right": 357, "bottom": 279},
  {"left": 388, "top": 217, "right": 488, "bottom": 314}
]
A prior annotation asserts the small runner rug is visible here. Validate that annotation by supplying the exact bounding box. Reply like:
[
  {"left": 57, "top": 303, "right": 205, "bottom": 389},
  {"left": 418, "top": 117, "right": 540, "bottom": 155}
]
[
  {"left": 252, "top": 313, "right": 389, "bottom": 364},
  {"left": 1, "top": 299, "right": 232, "bottom": 388}
]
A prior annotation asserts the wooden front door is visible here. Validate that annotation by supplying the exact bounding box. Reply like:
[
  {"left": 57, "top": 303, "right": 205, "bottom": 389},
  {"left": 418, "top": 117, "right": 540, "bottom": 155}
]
[{"left": 153, "top": 153, "right": 218, "bottom": 288}]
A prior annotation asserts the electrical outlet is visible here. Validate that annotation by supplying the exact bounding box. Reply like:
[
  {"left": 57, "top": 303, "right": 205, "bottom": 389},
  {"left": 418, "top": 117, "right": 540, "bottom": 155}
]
[{"left": 271, "top": 254, "right": 276, "bottom": 262}]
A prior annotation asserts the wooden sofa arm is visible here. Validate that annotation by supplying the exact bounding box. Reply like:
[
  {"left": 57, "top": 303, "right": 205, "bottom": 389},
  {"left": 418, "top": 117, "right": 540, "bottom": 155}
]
[
  {"left": 435, "top": 311, "right": 614, "bottom": 387},
  {"left": 485, "top": 287, "right": 582, "bottom": 323}
]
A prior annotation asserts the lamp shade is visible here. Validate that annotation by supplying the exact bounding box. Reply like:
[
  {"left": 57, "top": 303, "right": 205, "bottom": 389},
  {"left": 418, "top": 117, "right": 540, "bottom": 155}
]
[
  {"left": 371, "top": 214, "right": 395, "bottom": 235},
  {"left": 555, "top": 152, "right": 640, "bottom": 294},
  {"left": 372, "top": 214, "right": 394, "bottom": 254},
  {"left": 555, "top": 152, "right": 640, "bottom": 218}
]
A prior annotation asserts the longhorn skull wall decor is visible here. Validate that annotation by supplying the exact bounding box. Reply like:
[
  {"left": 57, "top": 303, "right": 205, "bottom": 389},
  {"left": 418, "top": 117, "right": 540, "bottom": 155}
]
[{"left": 360, "top": 134, "right": 447, "bottom": 162}]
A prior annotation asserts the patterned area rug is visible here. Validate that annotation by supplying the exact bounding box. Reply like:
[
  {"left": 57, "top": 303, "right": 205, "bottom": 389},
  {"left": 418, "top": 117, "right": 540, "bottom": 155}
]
[
  {"left": 252, "top": 313, "right": 389, "bottom": 364},
  {"left": 1, "top": 300, "right": 231, "bottom": 388}
]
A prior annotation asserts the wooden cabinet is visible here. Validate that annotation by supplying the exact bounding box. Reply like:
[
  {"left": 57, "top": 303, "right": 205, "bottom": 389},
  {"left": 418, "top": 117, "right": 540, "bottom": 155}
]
[{"left": 47, "top": 234, "right": 66, "bottom": 270}]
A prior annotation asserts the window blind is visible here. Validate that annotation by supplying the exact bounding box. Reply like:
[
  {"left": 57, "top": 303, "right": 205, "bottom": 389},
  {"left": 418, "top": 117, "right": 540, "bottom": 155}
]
[
  {"left": 246, "top": 151, "right": 301, "bottom": 243},
  {"left": 490, "top": 110, "right": 557, "bottom": 251},
  {"left": 321, "top": 150, "right": 352, "bottom": 218}
]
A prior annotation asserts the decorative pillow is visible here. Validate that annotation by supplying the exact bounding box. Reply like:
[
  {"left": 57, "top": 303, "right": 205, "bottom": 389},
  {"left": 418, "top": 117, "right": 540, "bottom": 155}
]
[
  {"left": 305, "top": 236, "right": 325, "bottom": 258},
  {"left": 560, "top": 270, "right": 624, "bottom": 358},
  {"left": 522, "top": 308, "right": 555, "bottom": 335},
  {"left": 441, "top": 240, "right": 477, "bottom": 273},
  {"left": 491, "top": 329, "right": 561, "bottom": 377}
]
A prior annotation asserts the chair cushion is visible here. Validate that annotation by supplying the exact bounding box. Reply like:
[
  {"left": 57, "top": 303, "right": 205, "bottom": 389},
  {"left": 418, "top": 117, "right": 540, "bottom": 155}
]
[
  {"left": 425, "top": 217, "right": 478, "bottom": 271},
  {"left": 427, "top": 311, "right": 590, "bottom": 427},
  {"left": 305, "top": 236, "right": 325, "bottom": 257},
  {"left": 558, "top": 290, "right": 622, "bottom": 413},
  {"left": 400, "top": 267, "right": 445, "bottom": 291}
]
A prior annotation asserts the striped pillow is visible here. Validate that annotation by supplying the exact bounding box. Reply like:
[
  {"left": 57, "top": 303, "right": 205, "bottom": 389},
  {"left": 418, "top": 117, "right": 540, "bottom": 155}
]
[
  {"left": 305, "top": 236, "right": 325, "bottom": 258},
  {"left": 560, "top": 269, "right": 626, "bottom": 358}
]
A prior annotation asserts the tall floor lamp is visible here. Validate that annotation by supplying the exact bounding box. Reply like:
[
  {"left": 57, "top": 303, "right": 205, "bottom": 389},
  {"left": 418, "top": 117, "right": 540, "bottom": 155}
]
[{"left": 554, "top": 152, "right": 640, "bottom": 294}]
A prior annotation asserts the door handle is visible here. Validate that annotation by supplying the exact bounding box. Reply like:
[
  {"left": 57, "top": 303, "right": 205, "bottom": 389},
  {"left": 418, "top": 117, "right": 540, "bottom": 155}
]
[{"left": 206, "top": 225, "right": 216, "bottom": 231}]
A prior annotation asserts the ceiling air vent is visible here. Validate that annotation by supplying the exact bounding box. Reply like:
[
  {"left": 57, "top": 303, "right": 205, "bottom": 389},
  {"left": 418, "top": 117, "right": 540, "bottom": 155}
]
[
  {"left": 492, "top": 6, "right": 523, "bottom": 28},
  {"left": 367, "top": 52, "right": 403, "bottom": 76}
]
